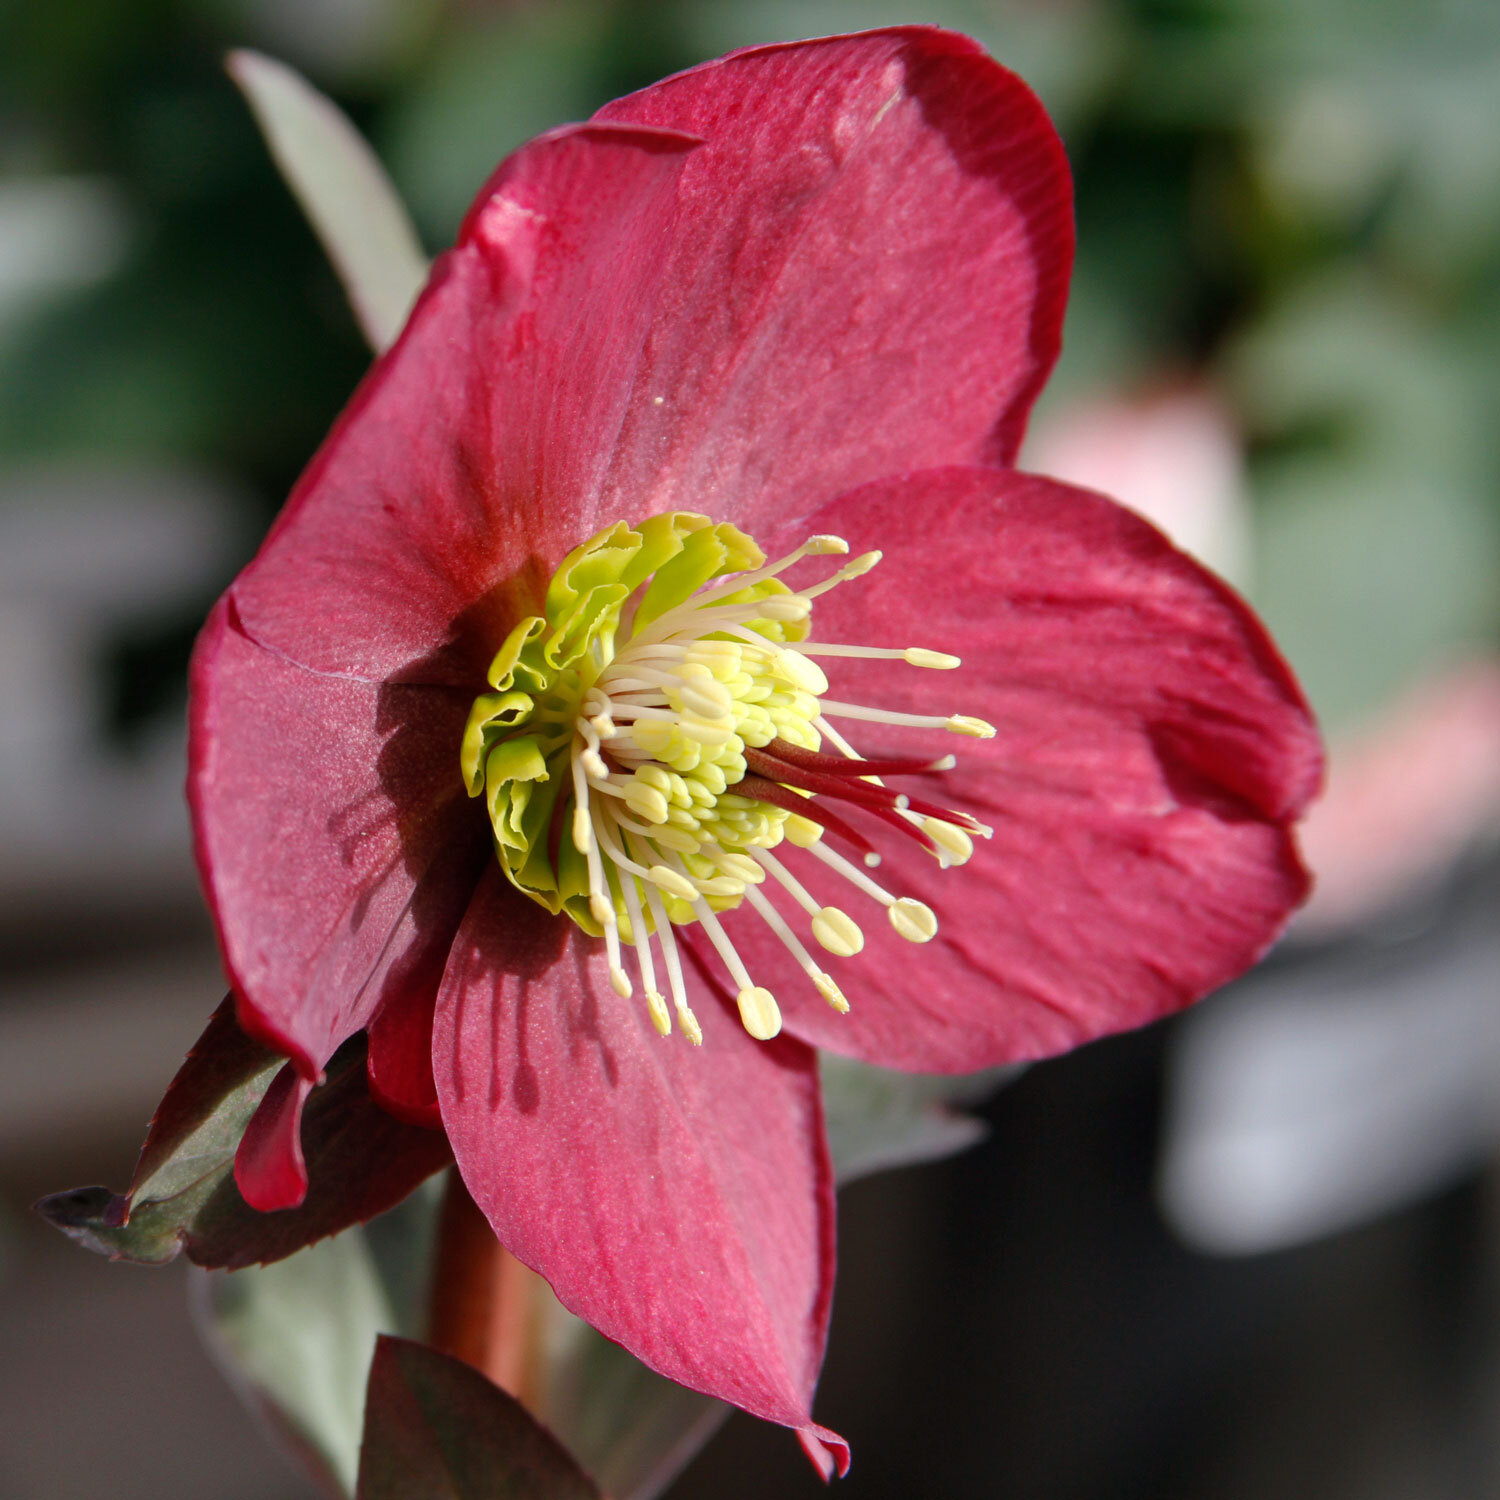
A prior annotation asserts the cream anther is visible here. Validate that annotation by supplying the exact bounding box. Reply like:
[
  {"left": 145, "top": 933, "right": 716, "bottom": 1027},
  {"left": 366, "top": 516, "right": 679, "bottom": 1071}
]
[
  {"left": 677, "top": 1003, "right": 703, "bottom": 1046},
  {"left": 811, "top": 906, "right": 864, "bottom": 957},
  {"left": 889, "top": 897, "right": 938, "bottom": 943},
  {"left": 736, "top": 985, "right": 783, "bottom": 1040},
  {"left": 905, "top": 648, "right": 961, "bottom": 669},
  {"left": 806, "top": 534, "right": 850, "bottom": 555},
  {"left": 924, "top": 817, "right": 973, "bottom": 865},
  {"left": 771, "top": 650, "right": 828, "bottom": 694},
  {"left": 783, "top": 814, "right": 824, "bottom": 847},
  {"left": 609, "top": 965, "right": 633, "bottom": 998},
  {"left": 648, "top": 864, "right": 698, "bottom": 901},
  {"left": 625, "top": 783, "right": 671, "bottom": 824},
  {"left": 757, "top": 594, "right": 812, "bottom": 622},
  {"left": 946, "top": 715, "right": 996, "bottom": 738}
]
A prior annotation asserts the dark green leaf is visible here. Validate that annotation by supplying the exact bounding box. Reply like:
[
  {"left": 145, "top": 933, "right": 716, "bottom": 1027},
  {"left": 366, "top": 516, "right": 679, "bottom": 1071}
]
[
  {"left": 357, "top": 1336, "right": 601, "bottom": 1500},
  {"left": 38, "top": 1000, "right": 450, "bottom": 1268}
]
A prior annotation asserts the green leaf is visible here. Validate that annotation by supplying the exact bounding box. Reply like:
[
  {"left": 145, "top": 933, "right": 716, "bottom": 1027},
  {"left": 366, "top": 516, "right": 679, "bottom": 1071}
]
[
  {"left": 38, "top": 1001, "right": 451, "bottom": 1269},
  {"left": 206, "top": 1230, "right": 397, "bottom": 1495},
  {"left": 533, "top": 1313, "right": 725, "bottom": 1500},
  {"left": 358, "top": 1336, "right": 602, "bottom": 1500},
  {"left": 820, "top": 1053, "right": 1013, "bottom": 1185},
  {"left": 194, "top": 1052, "right": 1012, "bottom": 1499},
  {"left": 38, "top": 999, "right": 280, "bottom": 1264},
  {"left": 228, "top": 49, "right": 428, "bottom": 352},
  {"left": 203, "top": 1178, "right": 721, "bottom": 1500},
  {"left": 190, "top": 1056, "right": 1008, "bottom": 1500}
]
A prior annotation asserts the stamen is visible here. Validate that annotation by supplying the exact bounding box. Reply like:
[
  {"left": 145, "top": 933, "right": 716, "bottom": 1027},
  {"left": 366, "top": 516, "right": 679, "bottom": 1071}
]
[
  {"left": 640, "top": 876, "right": 701, "bottom": 1045},
  {"left": 570, "top": 743, "right": 618, "bottom": 954},
  {"left": 810, "top": 906, "right": 864, "bottom": 957},
  {"left": 686, "top": 532, "right": 850, "bottom": 611},
  {"left": 645, "top": 987, "right": 672, "bottom": 1035},
  {"left": 689, "top": 890, "right": 783, "bottom": 1041},
  {"left": 805, "top": 836, "right": 899, "bottom": 907},
  {"left": 924, "top": 817, "right": 974, "bottom": 865},
  {"left": 618, "top": 872, "right": 669, "bottom": 1035},
  {"left": 889, "top": 896, "right": 938, "bottom": 943},
  {"left": 690, "top": 895, "right": 757, "bottom": 993},
  {"left": 736, "top": 985, "right": 784, "bottom": 1040},
  {"left": 600, "top": 868, "right": 632, "bottom": 998},
  {"left": 743, "top": 884, "right": 850, "bottom": 1013},
  {"left": 748, "top": 846, "right": 822, "bottom": 917},
  {"left": 795, "top": 642, "right": 961, "bottom": 670},
  {"left": 801, "top": 550, "right": 882, "bottom": 599},
  {"left": 468, "top": 512, "right": 983, "bottom": 1046},
  {"left": 818, "top": 700, "right": 997, "bottom": 737},
  {"left": 802, "top": 839, "right": 940, "bottom": 943}
]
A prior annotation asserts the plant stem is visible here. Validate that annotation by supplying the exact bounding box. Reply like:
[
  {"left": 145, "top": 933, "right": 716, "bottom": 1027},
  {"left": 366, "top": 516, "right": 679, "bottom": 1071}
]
[{"left": 427, "top": 1168, "right": 545, "bottom": 1404}]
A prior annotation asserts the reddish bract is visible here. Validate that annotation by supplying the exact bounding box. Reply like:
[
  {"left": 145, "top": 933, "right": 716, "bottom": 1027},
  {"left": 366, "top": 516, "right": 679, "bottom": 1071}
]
[{"left": 187, "top": 29, "right": 1320, "bottom": 1467}]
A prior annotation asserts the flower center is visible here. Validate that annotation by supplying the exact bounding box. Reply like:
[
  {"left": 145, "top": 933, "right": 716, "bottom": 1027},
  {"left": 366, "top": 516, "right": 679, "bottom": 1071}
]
[{"left": 461, "top": 512, "right": 992, "bottom": 1044}]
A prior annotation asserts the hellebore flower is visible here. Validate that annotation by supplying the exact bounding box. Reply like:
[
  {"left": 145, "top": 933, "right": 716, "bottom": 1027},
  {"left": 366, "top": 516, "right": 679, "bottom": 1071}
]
[{"left": 189, "top": 29, "right": 1322, "bottom": 1471}]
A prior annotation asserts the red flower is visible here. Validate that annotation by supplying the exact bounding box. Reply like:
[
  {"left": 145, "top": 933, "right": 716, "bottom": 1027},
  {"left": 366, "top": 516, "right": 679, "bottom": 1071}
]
[{"left": 190, "top": 30, "right": 1321, "bottom": 1472}]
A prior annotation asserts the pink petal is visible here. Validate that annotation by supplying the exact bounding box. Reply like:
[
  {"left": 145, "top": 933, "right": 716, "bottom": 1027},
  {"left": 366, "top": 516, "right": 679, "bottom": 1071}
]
[
  {"left": 234, "top": 1062, "right": 314, "bottom": 1212},
  {"left": 596, "top": 27, "right": 1073, "bottom": 527},
  {"left": 433, "top": 867, "right": 841, "bottom": 1448},
  {"left": 226, "top": 121, "right": 699, "bottom": 683},
  {"left": 366, "top": 982, "right": 442, "bottom": 1127},
  {"left": 726, "top": 467, "right": 1321, "bottom": 1071},
  {"left": 191, "top": 599, "right": 485, "bottom": 1082}
]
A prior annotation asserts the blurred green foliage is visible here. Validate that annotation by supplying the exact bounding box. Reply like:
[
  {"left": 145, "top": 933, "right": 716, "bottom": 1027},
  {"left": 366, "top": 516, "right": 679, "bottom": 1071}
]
[{"left": 2, "top": 0, "right": 1498, "bottom": 731}]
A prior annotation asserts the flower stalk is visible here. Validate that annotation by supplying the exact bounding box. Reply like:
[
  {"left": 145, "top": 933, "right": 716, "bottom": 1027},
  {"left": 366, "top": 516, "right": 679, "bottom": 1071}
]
[{"left": 429, "top": 1169, "right": 547, "bottom": 1408}]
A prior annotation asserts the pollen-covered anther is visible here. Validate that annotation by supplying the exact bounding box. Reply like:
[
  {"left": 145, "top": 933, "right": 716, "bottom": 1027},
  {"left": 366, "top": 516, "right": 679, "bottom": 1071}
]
[
  {"left": 677, "top": 1003, "right": 703, "bottom": 1046},
  {"left": 736, "top": 986, "right": 783, "bottom": 1040},
  {"left": 812, "top": 971, "right": 850, "bottom": 1014},
  {"left": 646, "top": 989, "right": 672, "bottom": 1036}
]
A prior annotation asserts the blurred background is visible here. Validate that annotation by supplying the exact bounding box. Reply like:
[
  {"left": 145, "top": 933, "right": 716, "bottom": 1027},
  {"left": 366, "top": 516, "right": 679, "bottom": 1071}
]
[{"left": 3, "top": 0, "right": 1499, "bottom": 1495}]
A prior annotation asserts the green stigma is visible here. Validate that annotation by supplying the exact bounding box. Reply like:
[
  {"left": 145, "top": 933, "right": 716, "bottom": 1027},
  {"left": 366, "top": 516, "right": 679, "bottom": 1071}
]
[{"left": 461, "top": 512, "right": 993, "bottom": 1044}]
